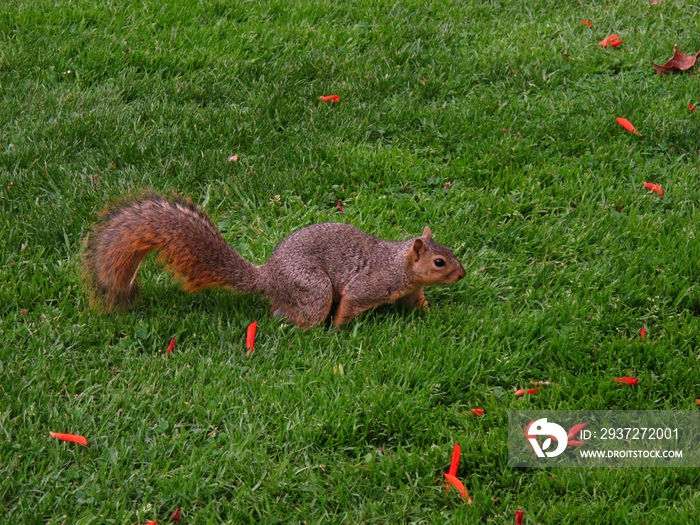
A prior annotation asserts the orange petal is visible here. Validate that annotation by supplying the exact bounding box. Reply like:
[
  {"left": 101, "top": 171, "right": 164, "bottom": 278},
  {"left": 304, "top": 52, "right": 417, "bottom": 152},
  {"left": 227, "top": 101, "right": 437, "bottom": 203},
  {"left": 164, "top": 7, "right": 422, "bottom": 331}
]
[
  {"left": 524, "top": 420, "right": 535, "bottom": 437},
  {"left": 471, "top": 408, "right": 485, "bottom": 416},
  {"left": 567, "top": 422, "right": 587, "bottom": 440},
  {"left": 616, "top": 117, "right": 639, "bottom": 135},
  {"left": 246, "top": 321, "right": 257, "bottom": 354},
  {"left": 443, "top": 473, "right": 469, "bottom": 500},
  {"left": 228, "top": 154, "right": 239, "bottom": 162},
  {"left": 50, "top": 432, "right": 88, "bottom": 446},
  {"left": 600, "top": 35, "right": 623, "bottom": 47},
  {"left": 449, "top": 443, "right": 461, "bottom": 476},
  {"left": 515, "top": 389, "right": 525, "bottom": 397}
]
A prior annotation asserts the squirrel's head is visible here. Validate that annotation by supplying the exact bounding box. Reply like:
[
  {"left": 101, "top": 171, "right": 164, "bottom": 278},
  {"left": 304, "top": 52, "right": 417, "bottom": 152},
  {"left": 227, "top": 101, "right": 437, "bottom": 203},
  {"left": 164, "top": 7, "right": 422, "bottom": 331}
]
[{"left": 407, "top": 227, "right": 466, "bottom": 285}]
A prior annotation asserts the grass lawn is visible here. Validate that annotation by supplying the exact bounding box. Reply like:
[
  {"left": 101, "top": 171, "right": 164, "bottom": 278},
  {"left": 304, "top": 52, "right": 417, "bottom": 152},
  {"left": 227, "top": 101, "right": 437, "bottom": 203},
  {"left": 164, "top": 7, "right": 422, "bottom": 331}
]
[{"left": 2, "top": 0, "right": 700, "bottom": 522}]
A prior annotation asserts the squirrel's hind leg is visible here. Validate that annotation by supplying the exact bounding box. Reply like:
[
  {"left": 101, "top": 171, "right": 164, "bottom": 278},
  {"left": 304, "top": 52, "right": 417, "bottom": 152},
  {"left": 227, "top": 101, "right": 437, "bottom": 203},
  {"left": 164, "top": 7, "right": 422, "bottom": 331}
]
[{"left": 267, "top": 269, "right": 333, "bottom": 329}]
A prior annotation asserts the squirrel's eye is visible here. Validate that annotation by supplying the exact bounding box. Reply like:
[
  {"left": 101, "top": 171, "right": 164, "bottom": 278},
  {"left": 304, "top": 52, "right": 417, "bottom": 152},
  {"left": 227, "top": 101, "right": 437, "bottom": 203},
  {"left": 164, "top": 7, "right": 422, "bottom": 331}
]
[{"left": 434, "top": 258, "right": 446, "bottom": 268}]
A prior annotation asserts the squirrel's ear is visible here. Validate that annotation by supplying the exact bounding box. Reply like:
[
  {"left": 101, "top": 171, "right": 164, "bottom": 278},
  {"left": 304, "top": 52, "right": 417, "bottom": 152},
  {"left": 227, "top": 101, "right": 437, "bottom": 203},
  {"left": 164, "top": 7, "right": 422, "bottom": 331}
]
[
  {"left": 409, "top": 238, "right": 426, "bottom": 262},
  {"left": 422, "top": 226, "right": 433, "bottom": 240}
]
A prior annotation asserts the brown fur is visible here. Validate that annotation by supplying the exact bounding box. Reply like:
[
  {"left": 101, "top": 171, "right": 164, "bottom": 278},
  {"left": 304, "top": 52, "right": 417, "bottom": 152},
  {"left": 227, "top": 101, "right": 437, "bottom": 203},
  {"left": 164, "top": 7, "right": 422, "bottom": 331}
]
[{"left": 83, "top": 194, "right": 466, "bottom": 327}]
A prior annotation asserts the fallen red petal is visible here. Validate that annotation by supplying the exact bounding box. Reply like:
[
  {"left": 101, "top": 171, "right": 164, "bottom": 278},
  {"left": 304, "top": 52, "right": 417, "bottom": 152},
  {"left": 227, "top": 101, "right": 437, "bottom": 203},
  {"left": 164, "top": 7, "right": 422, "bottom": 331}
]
[
  {"left": 443, "top": 473, "right": 469, "bottom": 501},
  {"left": 567, "top": 439, "right": 587, "bottom": 447},
  {"left": 600, "top": 35, "right": 622, "bottom": 47},
  {"left": 471, "top": 408, "right": 485, "bottom": 416},
  {"left": 516, "top": 509, "right": 524, "bottom": 525},
  {"left": 525, "top": 420, "right": 534, "bottom": 437},
  {"left": 581, "top": 20, "right": 592, "bottom": 27},
  {"left": 567, "top": 422, "right": 587, "bottom": 440},
  {"left": 228, "top": 154, "right": 239, "bottom": 162},
  {"left": 167, "top": 337, "right": 176, "bottom": 355},
  {"left": 616, "top": 117, "right": 639, "bottom": 135},
  {"left": 336, "top": 199, "right": 344, "bottom": 212},
  {"left": 515, "top": 389, "right": 525, "bottom": 397},
  {"left": 652, "top": 46, "right": 700, "bottom": 75},
  {"left": 145, "top": 521, "right": 158, "bottom": 525},
  {"left": 171, "top": 508, "right": 182, "bottom": 523},
  {"left": 526, "top": 388, "right": 538, "bottom": 395},
  {"left": 690, "top": 103, "right": 697, "bottom": 113},
  {"left": 643, "top": 182, "right": 664, "bottom": 196},
  {"left": 449, "top": 443, "right": 461, "bottom": 476},
  {"left": 640, "top": 326, "right": 646, "bottom": 340},
  {"left": 319, "top": 95, "right": 341, "bottom": 102},
  {"left": 50, "top": 432, "right": 88, "bottom": 446},
  {"left": 614, "top": 377, "right": 639, "bottom": 386},
  {"left": 246, "top": 321, "right": 257, "bottom": 354},
  {"left": 697, "top": 399, "right": 700, "bottom": 407}
]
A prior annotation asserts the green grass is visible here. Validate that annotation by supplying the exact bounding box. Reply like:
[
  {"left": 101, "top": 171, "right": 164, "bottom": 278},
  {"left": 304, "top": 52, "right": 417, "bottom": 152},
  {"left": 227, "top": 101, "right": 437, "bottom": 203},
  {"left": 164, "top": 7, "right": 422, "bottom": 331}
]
[{"left": 2, "top": 0, "right": 700, "bottom": 522}]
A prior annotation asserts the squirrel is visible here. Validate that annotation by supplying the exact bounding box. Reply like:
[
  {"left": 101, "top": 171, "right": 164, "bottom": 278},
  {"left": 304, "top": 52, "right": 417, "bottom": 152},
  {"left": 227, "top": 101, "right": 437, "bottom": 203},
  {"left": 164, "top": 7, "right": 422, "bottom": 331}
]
[{"left": 83, "top": 194, "right": 466, "bottom": 328}]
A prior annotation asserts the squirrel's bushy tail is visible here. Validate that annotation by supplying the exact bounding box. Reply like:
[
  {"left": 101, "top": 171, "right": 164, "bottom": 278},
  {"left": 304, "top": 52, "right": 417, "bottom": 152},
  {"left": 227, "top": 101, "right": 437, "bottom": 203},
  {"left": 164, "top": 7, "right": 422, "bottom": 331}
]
[{"left": 83, "top": 194, "right": 261, "bottom": 309}]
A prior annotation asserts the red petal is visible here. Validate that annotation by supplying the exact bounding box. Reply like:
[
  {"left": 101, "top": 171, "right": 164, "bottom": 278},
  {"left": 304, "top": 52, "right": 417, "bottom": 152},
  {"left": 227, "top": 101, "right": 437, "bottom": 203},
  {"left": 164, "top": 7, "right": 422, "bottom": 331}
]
[
  {"left": 471, "top": 408, "right": 485, "bottom": 416},
  {"left": 50, "top": 432, "right": 88, "bottom": 446},
  {"left": 167, "top": 337, "right": 176, "bottom": 354},
  {"left": 246, "top": 321, "right": 257, "bottom": 354},
  {"left": 319, "top": 95, "right": 341, "bottom": 102},
  {"left": 449, "top": 443, "right": 461, "bottom": 476},
  {"left": 640, "top": 327, "right": 646, "bottom": 340},
  {"left": 145, "top": 521, "right": 158, "bottom": 525},
  {"left": 567, "top": 422, "right": 587, "bottom": 440},
  {"left": 567, "top": 439, "right": 587, "bottom": 447},
  {"left": 580, "top": 20, "right": 593, "bottom": 26},
  {"left": 642, "top": 182, "right": 664, "bottom": 196},
  {"left": 614, "top": 377, "right": 639, "bottom": 386},
  {"left": 171, "top": 508, "right": 182, "bottom": 522},
  {"left": 516, "top": 510, "right": 524, "bottom": 525},
  {"left": 228, "top": 154, "right": 239, "bottom": 162},
  {"left": 697, "top": 399, "right": 700, "bottom": 407},
  {"left": 515, "top": 389, "right": 525, "bottom": 397},
  {"left": 443, "top": 473, "right": 469, "bottom": 500},
  {"left": 616, "top": 117, "right": 639, "bottom": 135},
  {"left": 336, "top": 199, "right": 344, "bottom": 212},
  {"left": 690, "top": 103, "right": 697, "bottom": 113},
  {"left": 600, "top": 35, "right": 622, "bottom": 47},
  {"left": 526, "top": 388, "right": 538, "bottom": 395}
]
